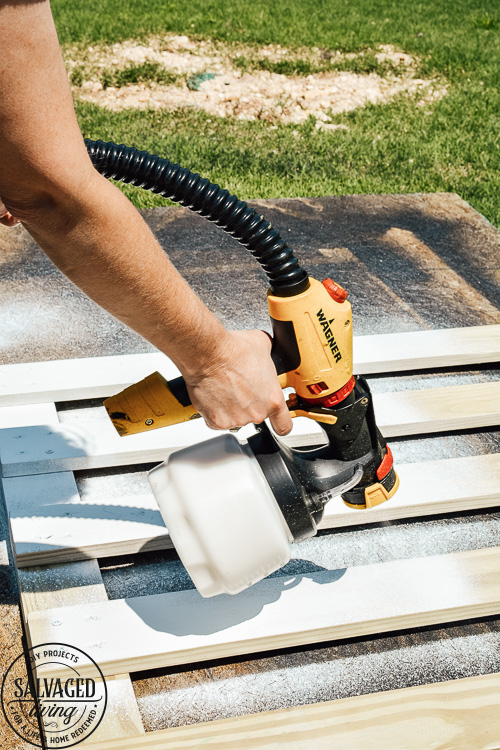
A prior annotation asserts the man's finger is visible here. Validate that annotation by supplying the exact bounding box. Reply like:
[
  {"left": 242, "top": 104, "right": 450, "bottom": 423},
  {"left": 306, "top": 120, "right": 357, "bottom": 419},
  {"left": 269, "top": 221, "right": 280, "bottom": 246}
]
[{"left": 269, "top": 399, "right": 293, "bottom": 436}]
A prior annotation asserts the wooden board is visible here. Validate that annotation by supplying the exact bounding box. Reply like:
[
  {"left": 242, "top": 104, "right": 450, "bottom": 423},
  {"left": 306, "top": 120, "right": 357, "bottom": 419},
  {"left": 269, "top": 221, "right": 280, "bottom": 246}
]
[
  {"left": 353, "top": 323, "right": 500, "bottom": 374},
  {"left": 374, "top": 381, "right": 500, "bottom": 438},
  {"left": 0, "top": 402, "right": 57, "bottom": 429},
  {"left": 82, "top": 671, "right": 500, "bottom": 750},
  {"left": 1, "top": 381, "right": 499, "bottom": 477},
  {"left": 0, "top": 352, "right": 173, "bottom": 407},
  {"left": 27, "top": 546, "right": 500, "bottom": 678},
  {"left": 0, "top": 398, "right": 146, "bottom": 743},
  {"left": 4, "top": 453, "right": 500, "bottom": 568},
  {"left": 1, "top": 325, "right": 498, "bottom": 407},
  {"left": 5, "top": 469, "right": 170, "bottom": 567},
  {"left": 16, "top": 559, "right": 144, "bottom": 742},
  {"left": 321, "top": 451, "right": 500, "bottom": 527}
]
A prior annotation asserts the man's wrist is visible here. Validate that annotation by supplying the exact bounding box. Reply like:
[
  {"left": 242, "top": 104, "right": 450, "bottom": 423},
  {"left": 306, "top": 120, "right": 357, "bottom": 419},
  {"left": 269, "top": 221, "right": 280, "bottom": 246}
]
[{"left": 168, "top": 324, "right": 234, "bottom": 383}]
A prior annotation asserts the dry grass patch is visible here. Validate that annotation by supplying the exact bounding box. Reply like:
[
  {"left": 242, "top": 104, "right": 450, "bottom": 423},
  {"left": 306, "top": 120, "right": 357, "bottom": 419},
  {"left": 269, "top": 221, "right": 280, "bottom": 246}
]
[{"left": 65, "top": 35, "right": 446, "bottom": 124}]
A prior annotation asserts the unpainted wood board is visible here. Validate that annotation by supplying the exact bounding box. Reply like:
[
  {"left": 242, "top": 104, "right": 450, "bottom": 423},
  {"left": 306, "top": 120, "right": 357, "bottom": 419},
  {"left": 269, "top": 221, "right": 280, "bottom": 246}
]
[
  {"left": 352, "top": 323, "right": 500, "bottom": 374},
  {"left": 82, "top": 671, "right": 500, "bottom": 750},
  {"left": 2, "top": 381, "right": 499, "bottom": 477},
  {"left": 5, "top": 453, "right": 500, "bottom": 568},
  {"left": 17, "top": 559, "right": 144, "bottom": 741},
  {"left": 27, "top": 547, "right": 500, "bottom": 678},
  {"left": 320, "top": 451, "right": 500, "bottom": 528},
  {"left": 17, "top": 558, "right": 107, "bottom": 622},
  {"left": 374, "top": 381, "right": 500, "bottom": 438},
  {"left": 1, "top": 325, "right": 498, "bottom": 407}
]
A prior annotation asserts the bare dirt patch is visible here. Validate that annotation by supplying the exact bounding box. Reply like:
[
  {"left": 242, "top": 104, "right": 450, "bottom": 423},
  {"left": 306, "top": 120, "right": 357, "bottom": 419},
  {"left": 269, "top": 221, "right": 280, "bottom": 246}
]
[{"left": 66, "top": 35, "right": 446, "bottom": 124}]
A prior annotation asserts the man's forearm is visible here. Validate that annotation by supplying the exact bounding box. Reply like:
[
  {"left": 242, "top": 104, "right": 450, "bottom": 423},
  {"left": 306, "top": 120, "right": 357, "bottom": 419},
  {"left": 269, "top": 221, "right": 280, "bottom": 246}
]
[
  {"left": 16, "top": 172, "right": 230, "bottom": 378},
  {"left": 0, "top": 0, "right": 228, "bottom": 379},
  {"left": 0, "top": 0, "right": 292, "bottom": 434}
]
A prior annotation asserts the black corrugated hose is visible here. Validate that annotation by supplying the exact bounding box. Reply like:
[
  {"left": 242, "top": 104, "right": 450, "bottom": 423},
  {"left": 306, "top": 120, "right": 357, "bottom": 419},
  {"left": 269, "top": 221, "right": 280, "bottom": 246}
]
[{"left": 84, "top": 139, "right": 309, "bottom": 296}]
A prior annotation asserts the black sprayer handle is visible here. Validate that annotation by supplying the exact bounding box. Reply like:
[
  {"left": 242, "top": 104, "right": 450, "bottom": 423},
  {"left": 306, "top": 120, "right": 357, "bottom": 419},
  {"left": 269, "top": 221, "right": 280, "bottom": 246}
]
[{"left": 270, "top": 319, "right": 301, "bottom": 376}]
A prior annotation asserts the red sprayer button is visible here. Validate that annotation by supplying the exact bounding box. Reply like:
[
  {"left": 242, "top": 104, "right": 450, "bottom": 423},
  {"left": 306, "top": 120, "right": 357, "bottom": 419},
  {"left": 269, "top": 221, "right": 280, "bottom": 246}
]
[
  {"left": 322, "top": 278, "right": 348, "bottom": 303},
  {"left": 303, "top": 375, "right": 356, "bottom": 407},
  {"left": 307, "top": 382, "right": 327, "bottom": 396},
  {"left": 377, "top": 445, "right": 394, "bottom": 480}
]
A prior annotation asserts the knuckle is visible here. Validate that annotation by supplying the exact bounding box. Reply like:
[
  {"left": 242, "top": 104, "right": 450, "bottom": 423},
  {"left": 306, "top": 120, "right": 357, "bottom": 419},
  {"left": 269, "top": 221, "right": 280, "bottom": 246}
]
[
  {"left": 269, "top": 396, "right": 285, "bottom": 413},
  {"left": 202, "top": 414, "right": 223, "bottom": 430},
  {"left": 203, "top": 418, "right": 217, "bottom": 430},
  {"left": 249, "top": 408, "right": 268, "bottom": 424}
]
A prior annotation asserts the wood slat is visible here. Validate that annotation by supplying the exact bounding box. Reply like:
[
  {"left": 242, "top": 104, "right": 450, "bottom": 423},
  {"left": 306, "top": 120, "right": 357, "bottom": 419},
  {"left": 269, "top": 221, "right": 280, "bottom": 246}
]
[
  {"left": 353, "top": 323, "right": 500, "bottom": 374},
  {"left": 4, "top": 453, "right": 500, "bottom": 568},
  {"left": 3, "top": 400, "right": 144, "bottom": 743},
  {"left": 17, "top": 559, "right": 107, "bottom": 621},
  {"left": 374, "top": 381, "right": 500, "bottom": 438},
  {"left": 1, "top": 325, "right": 498, "bottom": 407},
  {"left": 0, "top": 352, "right": 172, "bottom": 407},
  {"left": 1, "top": 381, "right": 499, "bottom": 477},
  {"left": 5, "top": 469, "right": 170, "bottom": 567},
  {"left": 82, "top": 672, "right": 500, "bottom": 750},
  {"left": 27, "top": 547, "right": 500, "bottom": 678},
  {"left": 320, "top": 451, "right": 500, "bottom": 528},
  {"left": 0, "top": 402, "right": 57, "bottom": 428},
  {"left": 17, "top": 560, "right": 144, "bottom": 742}
]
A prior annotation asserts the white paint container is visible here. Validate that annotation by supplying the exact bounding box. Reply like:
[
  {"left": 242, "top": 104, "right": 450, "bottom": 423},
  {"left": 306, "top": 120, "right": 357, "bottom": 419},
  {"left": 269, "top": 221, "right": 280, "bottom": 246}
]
[{"left": 148, "top": 434, "right": 293, "bottom": 597}]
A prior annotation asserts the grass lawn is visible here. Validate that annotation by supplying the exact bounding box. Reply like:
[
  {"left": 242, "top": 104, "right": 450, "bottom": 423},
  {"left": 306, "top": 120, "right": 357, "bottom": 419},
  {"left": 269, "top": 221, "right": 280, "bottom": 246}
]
[{"left": 53, "top": 0, "right": 500, "bottom": 226}]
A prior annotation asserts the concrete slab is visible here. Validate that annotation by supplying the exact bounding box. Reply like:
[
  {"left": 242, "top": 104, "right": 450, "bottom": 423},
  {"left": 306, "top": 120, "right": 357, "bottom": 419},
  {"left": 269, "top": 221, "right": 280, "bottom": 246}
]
[{"left": 0, "top": 193, "right": 498, "bottom": 365}]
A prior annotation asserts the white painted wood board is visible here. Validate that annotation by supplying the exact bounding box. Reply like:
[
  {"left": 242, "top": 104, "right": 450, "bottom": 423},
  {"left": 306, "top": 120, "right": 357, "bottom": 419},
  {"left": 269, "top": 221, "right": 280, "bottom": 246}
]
[
  {"left": 0, "top": 351, "right": 173, "bottom": 406},
  {"left": 5, "top": 453, "right": 500, "bottom": 568},
  {"left": 82, "top": 672, "right": 500, "bottom": 750},
  {"left": 6, "top": 469, "right": 168, "bottom": 566},
  {"left": 1, "top": 381, "right": 499, "bottom": 477},
  {"left": 0, "top": 402, "right": 217, "bottom": 476},
  {"left": 320, "top": 451, "right": 500, "bottom": 528},
  {"left": 0, "top": 402, "right": 57, "bottom": 428},
  {"left": 0, "top": 402, "right": 58, "bottom": 474},
  {"left": 27, "top": 546, "right": 500, "bottom": 677},
  {"left": 0, "top": 325, "right": 498, "bottom": 407},
  {"left": 0, "top": 393, "right": 143, "bottom": 741},
  {"left": 17, "top": 559, "right": 144, "bottom": 740}
]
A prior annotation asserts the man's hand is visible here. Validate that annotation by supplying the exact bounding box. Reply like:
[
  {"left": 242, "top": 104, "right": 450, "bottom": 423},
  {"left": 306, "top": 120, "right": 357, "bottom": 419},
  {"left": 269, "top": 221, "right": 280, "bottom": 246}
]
[
  {"left": 0, "top": 199, "right": 20, "bottom": 227},
  {"left": 185, "top": 330, "right": 293, "bottom": 435}
]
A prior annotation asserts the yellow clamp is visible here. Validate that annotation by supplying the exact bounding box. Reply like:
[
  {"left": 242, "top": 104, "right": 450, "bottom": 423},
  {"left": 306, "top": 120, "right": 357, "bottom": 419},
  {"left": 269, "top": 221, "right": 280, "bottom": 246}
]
[{"left": 286, "top": 394, "right": 338, "bottom": 426}]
